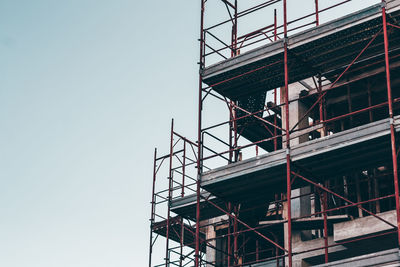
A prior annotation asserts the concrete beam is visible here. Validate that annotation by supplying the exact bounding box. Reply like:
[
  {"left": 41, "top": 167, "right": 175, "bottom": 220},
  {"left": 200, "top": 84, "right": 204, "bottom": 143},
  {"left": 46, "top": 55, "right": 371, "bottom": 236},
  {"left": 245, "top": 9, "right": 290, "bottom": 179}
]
[{"left": 334, "top": 210, "right": 397, "bottom": 242}]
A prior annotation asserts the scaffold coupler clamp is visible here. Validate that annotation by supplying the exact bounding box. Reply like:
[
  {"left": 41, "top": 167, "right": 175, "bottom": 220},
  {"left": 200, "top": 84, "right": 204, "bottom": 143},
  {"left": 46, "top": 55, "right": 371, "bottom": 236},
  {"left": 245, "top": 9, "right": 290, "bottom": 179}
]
[
  {"left": 381, "top": 1, "right": 387, "bottom": 8},
  {"left": 283, "top": 37, "right": 289, "bottom": 45}
]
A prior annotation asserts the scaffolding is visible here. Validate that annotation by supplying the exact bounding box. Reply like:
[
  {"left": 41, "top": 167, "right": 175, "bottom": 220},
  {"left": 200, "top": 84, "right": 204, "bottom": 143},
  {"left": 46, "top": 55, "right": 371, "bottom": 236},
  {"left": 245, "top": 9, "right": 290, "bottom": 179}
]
[{"left": 149, "top": 0, "right": 400, "bottom": 266}]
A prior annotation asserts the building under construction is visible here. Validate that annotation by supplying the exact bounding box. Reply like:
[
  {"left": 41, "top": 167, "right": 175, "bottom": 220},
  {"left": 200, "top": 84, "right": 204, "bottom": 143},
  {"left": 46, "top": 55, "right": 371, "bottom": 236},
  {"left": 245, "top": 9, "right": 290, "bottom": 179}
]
[{"left": 148, "top": 0, "right": 400, "bottom": 266}]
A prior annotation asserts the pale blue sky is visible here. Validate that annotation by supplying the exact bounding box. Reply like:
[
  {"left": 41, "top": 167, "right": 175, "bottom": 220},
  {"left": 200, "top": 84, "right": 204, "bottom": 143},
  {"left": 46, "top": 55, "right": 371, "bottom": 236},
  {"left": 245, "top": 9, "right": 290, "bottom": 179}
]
[
  {"left": 0, "top": 1, "right": 378, "bottom": 266},
  {"left": 0, "top": 1, "right": 199, "bottom": 266}
]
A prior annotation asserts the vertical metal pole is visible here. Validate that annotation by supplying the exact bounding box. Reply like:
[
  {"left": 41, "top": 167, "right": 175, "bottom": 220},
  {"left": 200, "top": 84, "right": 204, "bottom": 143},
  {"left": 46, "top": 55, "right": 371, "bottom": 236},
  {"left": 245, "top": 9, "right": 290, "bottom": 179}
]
[
  {"left": 229, "top": 101, "right": 238, "bottom": 163},
  {"left": 232, "top": 1, "right": 239, "bottom": 162},
  {"left": 182, "top": 140, "right": 186, "bottom": 197},
  {"left": 228, "top": 203, "right": 232, "bottom": 267},
  {"left": 149, "top": 148, "right": 157, "bottom": 267},
  {"left": 318, "top": 75, "right": 323, "bottom": 122},
  {"left": 229, "top": 104, "right": 233, "bottom": 163},
  {"left": 231, "top": 0, "right": 238, "bottom": 57},
  {"left": 274, "top": 9, "right": 277, "bottom": 41},
  {"left": 315, "top": 0, "right": 319, "bottom": 26},
  {"left": 283, "top": 1, "right": 292, "bottom": 266},
  {"left": 274, "top": 8, "right": 278, "bottom": 151},
  {"left": 323, "top": 91, "right": 328, "bottom": 136},
  {"left": 180, "top": 217, "right": 184, "bottom": 267},
  {"left": 322, "top": 191, "right": 329, "bottom": 263},
  {"left": 166, "top": 119, "right": 174, "bottom": 267},
  {"left": 195, "top": 0, "right": 205, "bottom": 266},
  {"left": 234, "top": 206, "right": 238, "bottom": 265},
  {"left": 228, "top": 1, "right": 236, "bottom": 162},
  {"left": 382, "top": 0, "right": 400, "bottom": 247},
  {"left": 318, "top": 75, "right": 325, "bottom": 136},
  {"left": 233, "top": 106, "right": 238, "bottom": 162}
]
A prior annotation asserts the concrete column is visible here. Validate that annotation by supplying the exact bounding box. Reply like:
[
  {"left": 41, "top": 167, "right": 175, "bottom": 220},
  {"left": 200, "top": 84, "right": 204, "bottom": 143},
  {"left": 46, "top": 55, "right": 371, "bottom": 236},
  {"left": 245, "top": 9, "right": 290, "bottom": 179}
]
[
  {"left": 284, "top": 188, "right": 312, "bottom": 267},
  {"left": 203, "top": 216, "right": 228, "bottom": 267},
  {"left": 205, "top": 220, "right": 216, "bottom": 267},
  {"left": 280, "top": 82, "right": 310, "bottom": 146},
  {"left": 281, "top": 81, "right": 313, "bottom": 267}
]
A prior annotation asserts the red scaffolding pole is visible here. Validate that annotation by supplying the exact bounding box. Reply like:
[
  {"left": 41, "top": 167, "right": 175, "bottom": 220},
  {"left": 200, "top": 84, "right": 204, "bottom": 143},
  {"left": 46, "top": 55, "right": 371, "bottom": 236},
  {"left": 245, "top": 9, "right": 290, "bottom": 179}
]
[
  {"left": 195, "top": 0, "right": 205, "bottom": 264},
  {"left": 283, "top": 0, "right": 292, "bottom": 266}
]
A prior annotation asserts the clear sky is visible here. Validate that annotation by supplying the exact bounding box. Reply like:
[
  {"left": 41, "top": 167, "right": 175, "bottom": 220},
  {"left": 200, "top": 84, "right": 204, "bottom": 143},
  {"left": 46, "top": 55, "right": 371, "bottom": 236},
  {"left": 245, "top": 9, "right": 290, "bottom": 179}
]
[{"left": 0, "top": 0, "right": 378, "bottom": 266}]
